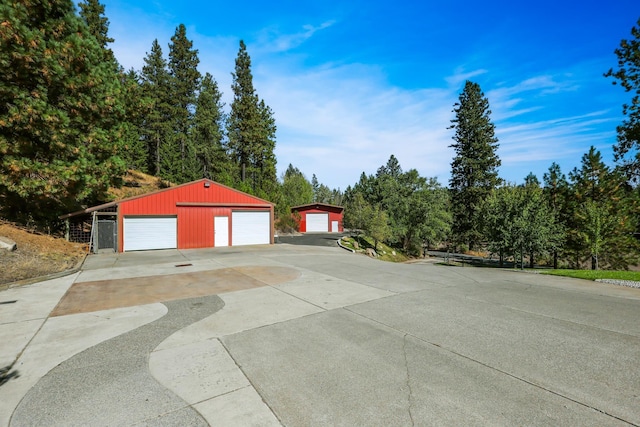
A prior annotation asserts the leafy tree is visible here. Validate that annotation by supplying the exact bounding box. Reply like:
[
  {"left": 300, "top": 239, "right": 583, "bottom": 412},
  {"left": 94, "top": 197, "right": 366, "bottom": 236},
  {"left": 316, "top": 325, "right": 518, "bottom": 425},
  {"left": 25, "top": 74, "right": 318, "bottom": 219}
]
[
  {"left": 192, "top": 72, "right": 230, "bottom": 184},
  {"left": 348, "top": 155, "right": 451, "bottom": 255},
  {"left": 368, "top": 205, "right": 390, "bottom": 251},
  {"left": 449, "top": 81, "right": 501, "bottom": 250},
  {"left": 605, "top": 18, "right": 640, "bottom": 180},
  {"left": 140, "top": 39, "right": 172, "bottom": 176},
  {"left": 166, "top": 24, "right": 201, "bottom": 183},
  {"left": 482, "top": 184, "right": 560, "bottom": 268},
  {"left": 343, "top": 192, "right": 371, "bottom": 237},
  {"left": 0, "top": 0, "right": 126, "bottom": 224},
  {"left": 280, "top": 164, "right": 313, "bottom": 214}
]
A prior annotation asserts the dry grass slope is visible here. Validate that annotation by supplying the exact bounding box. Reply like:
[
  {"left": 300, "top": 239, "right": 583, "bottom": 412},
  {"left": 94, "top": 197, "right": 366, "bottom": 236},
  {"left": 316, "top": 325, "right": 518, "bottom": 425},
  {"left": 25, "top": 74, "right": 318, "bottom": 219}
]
[{"left": 0, "top": 221, "right": 86, "bottom": 286}]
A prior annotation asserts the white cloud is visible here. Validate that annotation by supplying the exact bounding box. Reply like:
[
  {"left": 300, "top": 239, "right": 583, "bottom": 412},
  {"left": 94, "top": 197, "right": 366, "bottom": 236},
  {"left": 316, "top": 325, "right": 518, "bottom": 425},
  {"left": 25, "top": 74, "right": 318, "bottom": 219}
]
[{"left": 256, "top": 20, "right": 337, "bottom": 53}]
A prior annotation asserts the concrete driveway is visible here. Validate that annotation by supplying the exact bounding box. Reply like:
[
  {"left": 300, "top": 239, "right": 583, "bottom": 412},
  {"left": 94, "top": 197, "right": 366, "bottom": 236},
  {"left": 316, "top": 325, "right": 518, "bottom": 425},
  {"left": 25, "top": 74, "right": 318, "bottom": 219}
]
[{"left": 1, "top": 244, "right": 640, "bottom": 426}]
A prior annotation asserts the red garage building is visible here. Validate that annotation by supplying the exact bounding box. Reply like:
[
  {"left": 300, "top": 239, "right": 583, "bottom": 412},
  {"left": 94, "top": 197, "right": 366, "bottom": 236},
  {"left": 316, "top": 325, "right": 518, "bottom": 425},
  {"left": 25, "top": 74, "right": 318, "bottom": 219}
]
[
  {"left": 291, "top": 203, "right": 344, "bottom": 233},
  {"left": 61, "top": 179, "right": 274, "bottom": 252}
]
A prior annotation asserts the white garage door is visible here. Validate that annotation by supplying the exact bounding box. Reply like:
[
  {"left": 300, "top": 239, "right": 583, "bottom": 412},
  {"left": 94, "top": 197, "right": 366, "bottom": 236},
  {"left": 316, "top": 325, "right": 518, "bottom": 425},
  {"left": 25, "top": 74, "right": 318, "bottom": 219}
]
[
  {"left": 306, "top": 213, "right": 329, "bottom": 232},
  {"left": 123, "top": 217, "right": 177, "bottom": 251},
  {"left": 231, "top": 211, "right": 270, "bottom": 246}
]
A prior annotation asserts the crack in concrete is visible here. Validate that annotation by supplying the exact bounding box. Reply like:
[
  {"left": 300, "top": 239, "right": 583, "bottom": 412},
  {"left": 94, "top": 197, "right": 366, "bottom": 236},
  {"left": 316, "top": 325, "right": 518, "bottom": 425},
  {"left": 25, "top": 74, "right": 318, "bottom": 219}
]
[
  {"left": 346, "top": 307, "right": 638, "bottom": 427},
  {"left": 402, "top": 333, "right": 415, "bottom": 426}
]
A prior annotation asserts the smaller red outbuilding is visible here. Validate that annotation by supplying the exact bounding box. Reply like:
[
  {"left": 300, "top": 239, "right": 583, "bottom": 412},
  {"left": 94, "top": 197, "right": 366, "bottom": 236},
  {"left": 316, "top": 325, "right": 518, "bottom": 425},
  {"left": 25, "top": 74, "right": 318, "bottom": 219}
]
[{"left": 291, "top": 203, "right": 344, "bottom": 233}]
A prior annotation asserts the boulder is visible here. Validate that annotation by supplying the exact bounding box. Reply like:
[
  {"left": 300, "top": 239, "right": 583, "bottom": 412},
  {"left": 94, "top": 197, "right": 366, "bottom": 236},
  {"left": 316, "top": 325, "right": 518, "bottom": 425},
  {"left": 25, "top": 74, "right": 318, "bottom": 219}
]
[
  {"left": 0, "top": 236, "right": 17, "bottom": 252},
  {"left": 366, "top": 248, "right": 377, "bottom": 258}
]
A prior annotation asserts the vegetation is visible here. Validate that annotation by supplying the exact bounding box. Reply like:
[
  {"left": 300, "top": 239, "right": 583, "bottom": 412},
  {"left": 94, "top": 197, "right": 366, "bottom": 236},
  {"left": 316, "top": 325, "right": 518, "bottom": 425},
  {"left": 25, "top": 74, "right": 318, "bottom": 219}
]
[
  {"left": 541, "top": 269, "right": 640, "bottom": 282},
  {"left": 605, "top": 17, "right": 640, "bottom": 180},
  {"left": 449, "top": 81, "right": 501, "bottom": 251},
  {"left": 0, "top": 0, "right": 639, "bottom": 275}
]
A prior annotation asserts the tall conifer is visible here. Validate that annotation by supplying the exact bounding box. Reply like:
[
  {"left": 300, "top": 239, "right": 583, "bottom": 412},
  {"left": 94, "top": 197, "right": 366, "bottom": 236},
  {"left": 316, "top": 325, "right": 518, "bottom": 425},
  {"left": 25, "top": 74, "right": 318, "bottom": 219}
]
[
  {"left": 140, "top": 39, "right": 171, "bottom": 176},
  {"left": 449, "top": 80, "right": 501, "bottom": 250},
  {"left": 0, "top": 0, "right": 126, "bottom": 223},
  {"left": 167, "top": 24, "right": 200, "bottom": 183}
]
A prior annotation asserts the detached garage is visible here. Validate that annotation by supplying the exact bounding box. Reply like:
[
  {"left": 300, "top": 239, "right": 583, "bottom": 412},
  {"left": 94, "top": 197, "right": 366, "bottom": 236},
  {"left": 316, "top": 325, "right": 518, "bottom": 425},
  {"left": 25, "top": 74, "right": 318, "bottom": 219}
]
[
  {"left": 61, "top": 179, "right": 274, "bottom": 252},
  {"left": 291, "top": 203, "right": 344, "bottom": 233}
]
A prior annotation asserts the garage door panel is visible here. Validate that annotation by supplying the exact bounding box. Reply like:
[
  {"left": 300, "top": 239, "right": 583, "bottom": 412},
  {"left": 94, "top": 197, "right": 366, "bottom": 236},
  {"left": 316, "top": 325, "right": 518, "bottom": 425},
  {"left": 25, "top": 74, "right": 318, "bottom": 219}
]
[
  {"left": 232, "top": 211, "right": 270, "bottom": 246},
  {"left": 124, "top": 217, "right": 177, "bottom": 251},
  {"left": 306, "top": 213, "right": 329, "bottom": 232}
]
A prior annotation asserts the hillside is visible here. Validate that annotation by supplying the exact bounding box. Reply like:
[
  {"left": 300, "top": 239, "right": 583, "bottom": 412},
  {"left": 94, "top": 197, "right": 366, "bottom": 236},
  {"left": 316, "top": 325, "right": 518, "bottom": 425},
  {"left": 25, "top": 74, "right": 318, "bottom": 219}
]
[
  {"left": 0, "top": 170, "right": 171, "bottom": 287},
  {"left": 0, "top": 221, "right": 86, "bottom": 286}
]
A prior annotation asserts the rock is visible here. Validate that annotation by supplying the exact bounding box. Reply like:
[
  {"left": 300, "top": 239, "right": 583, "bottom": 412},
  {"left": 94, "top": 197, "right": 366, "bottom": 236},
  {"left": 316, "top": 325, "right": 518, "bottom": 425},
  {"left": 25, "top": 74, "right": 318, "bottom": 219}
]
[
  {"left": 0, "top": 236, "right": 17, "bottom": 252},
  {"left": 392, "top": 251, "right": 396, "bottom": 256},
  {"left": 353, "top": 241, "right": 359, "bottom": 249},
  {"left": 366, "top": 248, "right": 377, "bottom": 258}
]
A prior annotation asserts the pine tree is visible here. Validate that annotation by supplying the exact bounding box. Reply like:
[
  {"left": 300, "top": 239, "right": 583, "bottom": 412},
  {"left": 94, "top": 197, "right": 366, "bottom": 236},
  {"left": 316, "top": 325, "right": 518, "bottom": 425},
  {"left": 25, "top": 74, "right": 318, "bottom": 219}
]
[
  {"left": 449, "top": 80, "right": 501, "bottom": 250},
  {"left": 192, "top": 72, "right": 230, "bottom": 183},
  {"left": 0, "top": 0, "right": 126, "bottom": 224},
  {"left": 543, "top": 162, "right": 569, "bottom": 268},
  {"left": 605, "top": 18, "right": 640, "bottom": 180},
  {"left": 120, "top": 69, "right": 147, "bottom": 172},
  {"left": 77, "top": 0, "right": 115, "bottom": 64},
  {"left": 167, "top": 24, "right": 201, "bottom": 183},
  {"left": 140, "top": 39, "right": 171, "bottom": 176},
  {"left": 228, "top": 40, "right": 278, "bottom": 197},
  {"left": 568, "top": 146, "right": 639, "bottom": 269}
]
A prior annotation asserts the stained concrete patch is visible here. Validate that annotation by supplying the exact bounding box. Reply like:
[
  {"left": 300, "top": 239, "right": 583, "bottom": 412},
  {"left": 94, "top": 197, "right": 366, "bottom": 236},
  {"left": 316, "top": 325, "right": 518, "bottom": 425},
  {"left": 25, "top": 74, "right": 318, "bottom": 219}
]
[
  {"left": 11, "top": 295, "right": 224, "bottom": 427},
  {"left": 52, "top": 266, "right": 300, "bottom": 316}
]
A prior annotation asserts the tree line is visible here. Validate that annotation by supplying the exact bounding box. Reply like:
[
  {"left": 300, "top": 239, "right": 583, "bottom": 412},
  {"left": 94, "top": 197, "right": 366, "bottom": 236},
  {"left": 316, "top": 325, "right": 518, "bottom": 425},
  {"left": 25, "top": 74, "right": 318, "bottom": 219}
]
[
  {"left": 0, "top": 0, "right": 341, "bottom": 225},
  {"left": 344, "top": 18, "right": 640, "bottom": 270},
  {"left": 2, "top": 1, "right": 640, "bottom": 270}
]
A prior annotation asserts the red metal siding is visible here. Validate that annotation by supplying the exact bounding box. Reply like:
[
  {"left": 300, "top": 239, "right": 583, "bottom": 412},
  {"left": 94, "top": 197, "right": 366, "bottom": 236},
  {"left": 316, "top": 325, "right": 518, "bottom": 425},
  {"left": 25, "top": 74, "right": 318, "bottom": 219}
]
[
  {"left": 294, "top": 206, "right": 344, "bottom": 233},
  {"left": 116, "top": 180, "right": 274, "bottom": 251}
]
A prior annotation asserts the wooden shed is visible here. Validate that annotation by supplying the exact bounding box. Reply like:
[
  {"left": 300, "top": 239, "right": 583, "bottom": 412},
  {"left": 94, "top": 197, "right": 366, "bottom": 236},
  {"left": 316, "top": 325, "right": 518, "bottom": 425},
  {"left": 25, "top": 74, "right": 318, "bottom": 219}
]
[
  {"left": 61, "top": 179, "right": 274, "bottom": 252},
  {"left": 291, "top": 203, "right": 344, "bottom": 233}
]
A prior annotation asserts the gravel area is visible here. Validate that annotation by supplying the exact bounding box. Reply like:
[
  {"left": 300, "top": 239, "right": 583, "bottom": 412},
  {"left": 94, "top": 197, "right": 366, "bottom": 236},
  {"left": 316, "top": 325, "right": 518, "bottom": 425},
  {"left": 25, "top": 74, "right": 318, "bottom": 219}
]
[{"left": 595, "top": 279, "right": 640, "bottom": 289}]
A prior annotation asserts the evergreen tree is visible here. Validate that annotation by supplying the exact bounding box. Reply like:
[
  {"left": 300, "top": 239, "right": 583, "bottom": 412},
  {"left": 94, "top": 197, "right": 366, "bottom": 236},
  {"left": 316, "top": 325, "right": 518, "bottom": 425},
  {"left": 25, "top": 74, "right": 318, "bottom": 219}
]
[
  {"left": 140, "top": 39, "right": 171, "bottom": 176},
  {"left": 228, "top": 40, "right": 260, "bottom": 186},
  {"left": 166, "top": 24, "right": 201, "bottom": 183},
  {"left": 120, "top": 69, "right": 147, "bottom": 171},
  {"left": 255, "top": 99, "right": 278, "bottom": 199},
  {"left": 192, "top": 72, "right": 230, "bottom": 184},
  {"left": 227, "top": 40, "right": 278, "bottom": 198},
  {"left": 605, "top": 18, "right": 640, "bottom": 180},
  {"left": 568, "top": 146, "right": 639, "bottom": 269},
  {"left": 0, "top": 0, "right": 126, "bottom": 224},
  {"left": 543, "top": 162, "right": 569, "bottom": 268},
  {"left": 449, "top": 80, "right": 501, "bottom": 250},
  {"left": 77, "top": 0, "right": 115, "bottom": 64}
]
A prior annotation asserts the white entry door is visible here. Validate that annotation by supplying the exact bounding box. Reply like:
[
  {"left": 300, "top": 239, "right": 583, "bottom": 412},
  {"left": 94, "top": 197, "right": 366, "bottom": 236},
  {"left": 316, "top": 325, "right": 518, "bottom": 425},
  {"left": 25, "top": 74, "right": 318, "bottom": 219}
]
[
  {"left": 214, "top": 216, "right": 229, "bottom": 247},
  {"left": 331, "top": 220, "right": 339, "bottom": 232}
]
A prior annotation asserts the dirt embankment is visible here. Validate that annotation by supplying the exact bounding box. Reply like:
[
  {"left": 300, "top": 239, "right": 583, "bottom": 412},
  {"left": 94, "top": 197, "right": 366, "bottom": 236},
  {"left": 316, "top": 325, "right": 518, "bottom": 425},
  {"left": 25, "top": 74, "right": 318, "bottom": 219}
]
[{"left": 0, "top": 221, "right": 86, "bottom": 286}]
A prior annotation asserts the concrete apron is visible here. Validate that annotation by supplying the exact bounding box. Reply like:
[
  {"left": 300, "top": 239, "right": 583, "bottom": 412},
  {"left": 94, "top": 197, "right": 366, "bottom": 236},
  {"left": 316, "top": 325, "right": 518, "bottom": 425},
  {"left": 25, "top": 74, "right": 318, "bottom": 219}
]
[{"left": 0, "top": 257, "right": 315, "bottom": 427}]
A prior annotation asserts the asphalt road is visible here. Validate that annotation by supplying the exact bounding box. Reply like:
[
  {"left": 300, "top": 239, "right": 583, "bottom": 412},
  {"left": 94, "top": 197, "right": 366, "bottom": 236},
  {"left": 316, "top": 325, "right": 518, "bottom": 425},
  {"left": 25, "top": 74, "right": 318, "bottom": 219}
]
[{"left": 2, "top": 244, "right": 640, "bottom": 426}]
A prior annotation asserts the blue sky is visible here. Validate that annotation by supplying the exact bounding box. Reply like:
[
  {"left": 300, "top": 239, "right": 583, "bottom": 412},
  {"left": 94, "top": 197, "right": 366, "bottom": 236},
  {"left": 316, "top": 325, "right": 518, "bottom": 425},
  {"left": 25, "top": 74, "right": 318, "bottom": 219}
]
[{"left": 97, "top": 0, "right": 638, "bottom": 190}]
